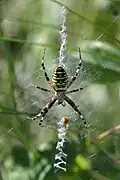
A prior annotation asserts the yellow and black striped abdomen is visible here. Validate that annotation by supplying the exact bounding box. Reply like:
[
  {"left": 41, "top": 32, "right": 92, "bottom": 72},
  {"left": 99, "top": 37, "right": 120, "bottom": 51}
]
[{"left": 52, "top": 66, "right": 68, "bottom": 88}]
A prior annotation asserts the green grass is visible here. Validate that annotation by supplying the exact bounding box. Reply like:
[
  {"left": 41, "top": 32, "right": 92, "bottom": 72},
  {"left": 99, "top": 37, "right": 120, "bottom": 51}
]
[{"left": 0, "top": 0, "right": 120, "bottom": 179}]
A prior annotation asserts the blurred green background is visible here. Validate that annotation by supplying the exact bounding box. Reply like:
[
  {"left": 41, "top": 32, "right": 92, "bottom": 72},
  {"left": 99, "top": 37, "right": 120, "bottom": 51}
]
[{"left": 0, "top": 0, "right": 120, "bottom": 179}]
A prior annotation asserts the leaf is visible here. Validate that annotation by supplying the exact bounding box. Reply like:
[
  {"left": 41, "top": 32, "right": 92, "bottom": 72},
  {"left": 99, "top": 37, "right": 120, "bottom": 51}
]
[{"left": 75, "top": 155, "right": 89, "bottom": 170}]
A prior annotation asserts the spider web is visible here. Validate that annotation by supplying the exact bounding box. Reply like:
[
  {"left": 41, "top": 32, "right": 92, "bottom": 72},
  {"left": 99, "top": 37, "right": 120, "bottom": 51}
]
[
  {"left": 0, "top": 1, "right": 120, "bottom": 178},
  {"left": 0, "top": 8, "right": 117, "bottom": 137}
]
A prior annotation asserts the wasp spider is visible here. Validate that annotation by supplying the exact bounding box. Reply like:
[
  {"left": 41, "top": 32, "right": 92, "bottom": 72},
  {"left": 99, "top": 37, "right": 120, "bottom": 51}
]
[{"left": 28, "top": 48, "right": 87, "bottom": 128}]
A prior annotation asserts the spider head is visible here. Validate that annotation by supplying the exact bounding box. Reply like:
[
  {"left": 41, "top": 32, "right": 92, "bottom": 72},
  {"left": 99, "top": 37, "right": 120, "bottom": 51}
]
[{"left": 52, "top": 66, "right": 68, "bottom": 89}]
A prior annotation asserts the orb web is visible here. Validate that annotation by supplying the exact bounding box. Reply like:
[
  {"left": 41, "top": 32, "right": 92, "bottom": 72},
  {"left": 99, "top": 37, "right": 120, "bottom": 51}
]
[{"left": 0, "top": 1, "right": 119, "bottom": 176}]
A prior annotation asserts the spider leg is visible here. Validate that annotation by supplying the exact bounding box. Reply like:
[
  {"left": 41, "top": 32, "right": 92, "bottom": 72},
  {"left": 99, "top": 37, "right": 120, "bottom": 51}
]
[
  {"left": 41, "top": 48, "right": 50, "bottom": 82},
  {"left": 27, "top": 96, "right": 57, "bottom": 126},
  {"left": 65, "top": 86, "right": 87, "bottom": 94},
  {"left": 67, "top": 48, "right": 82, "bottom": 89},
  {"left": 64, "top": 95, "right": 87, "bottom": 128},
  {"left": 30, "top": 84, "right": 51, "bottom": 92},
  {"left": 41, "top": 49, "right": 56, "bottom": 90}
]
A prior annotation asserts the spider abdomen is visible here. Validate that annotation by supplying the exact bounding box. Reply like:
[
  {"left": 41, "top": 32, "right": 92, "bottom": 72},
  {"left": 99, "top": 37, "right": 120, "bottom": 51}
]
[{"left": 52, "top": 66, "right": 68, "bottom": 88}]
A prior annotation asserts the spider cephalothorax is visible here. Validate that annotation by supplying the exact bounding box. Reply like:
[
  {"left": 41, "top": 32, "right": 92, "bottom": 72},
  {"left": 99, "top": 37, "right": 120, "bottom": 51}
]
[{"left": 28, "top": 48, "right": 87, "bottom": 128}]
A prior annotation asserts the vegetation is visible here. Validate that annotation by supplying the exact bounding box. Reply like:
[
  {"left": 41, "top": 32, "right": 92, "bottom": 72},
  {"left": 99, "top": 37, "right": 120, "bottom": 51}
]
[{"left": 0, "top": 0, "right": 120, "bottom": 179}]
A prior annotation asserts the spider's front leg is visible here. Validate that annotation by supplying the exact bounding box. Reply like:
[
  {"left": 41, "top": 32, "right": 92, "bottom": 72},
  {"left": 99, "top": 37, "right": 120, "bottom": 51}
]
[
  {"left": 27, "top": 96, "right": 57, "bottom": 126},
  {"left": 64, "top": 95, "right": 87, "bottom": 129},
  {"left": 41, "top": 49, "right": 56, "bottom": 90},
  {"left": 41, "top": 48, "right": 50, "bottom": 82}
]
